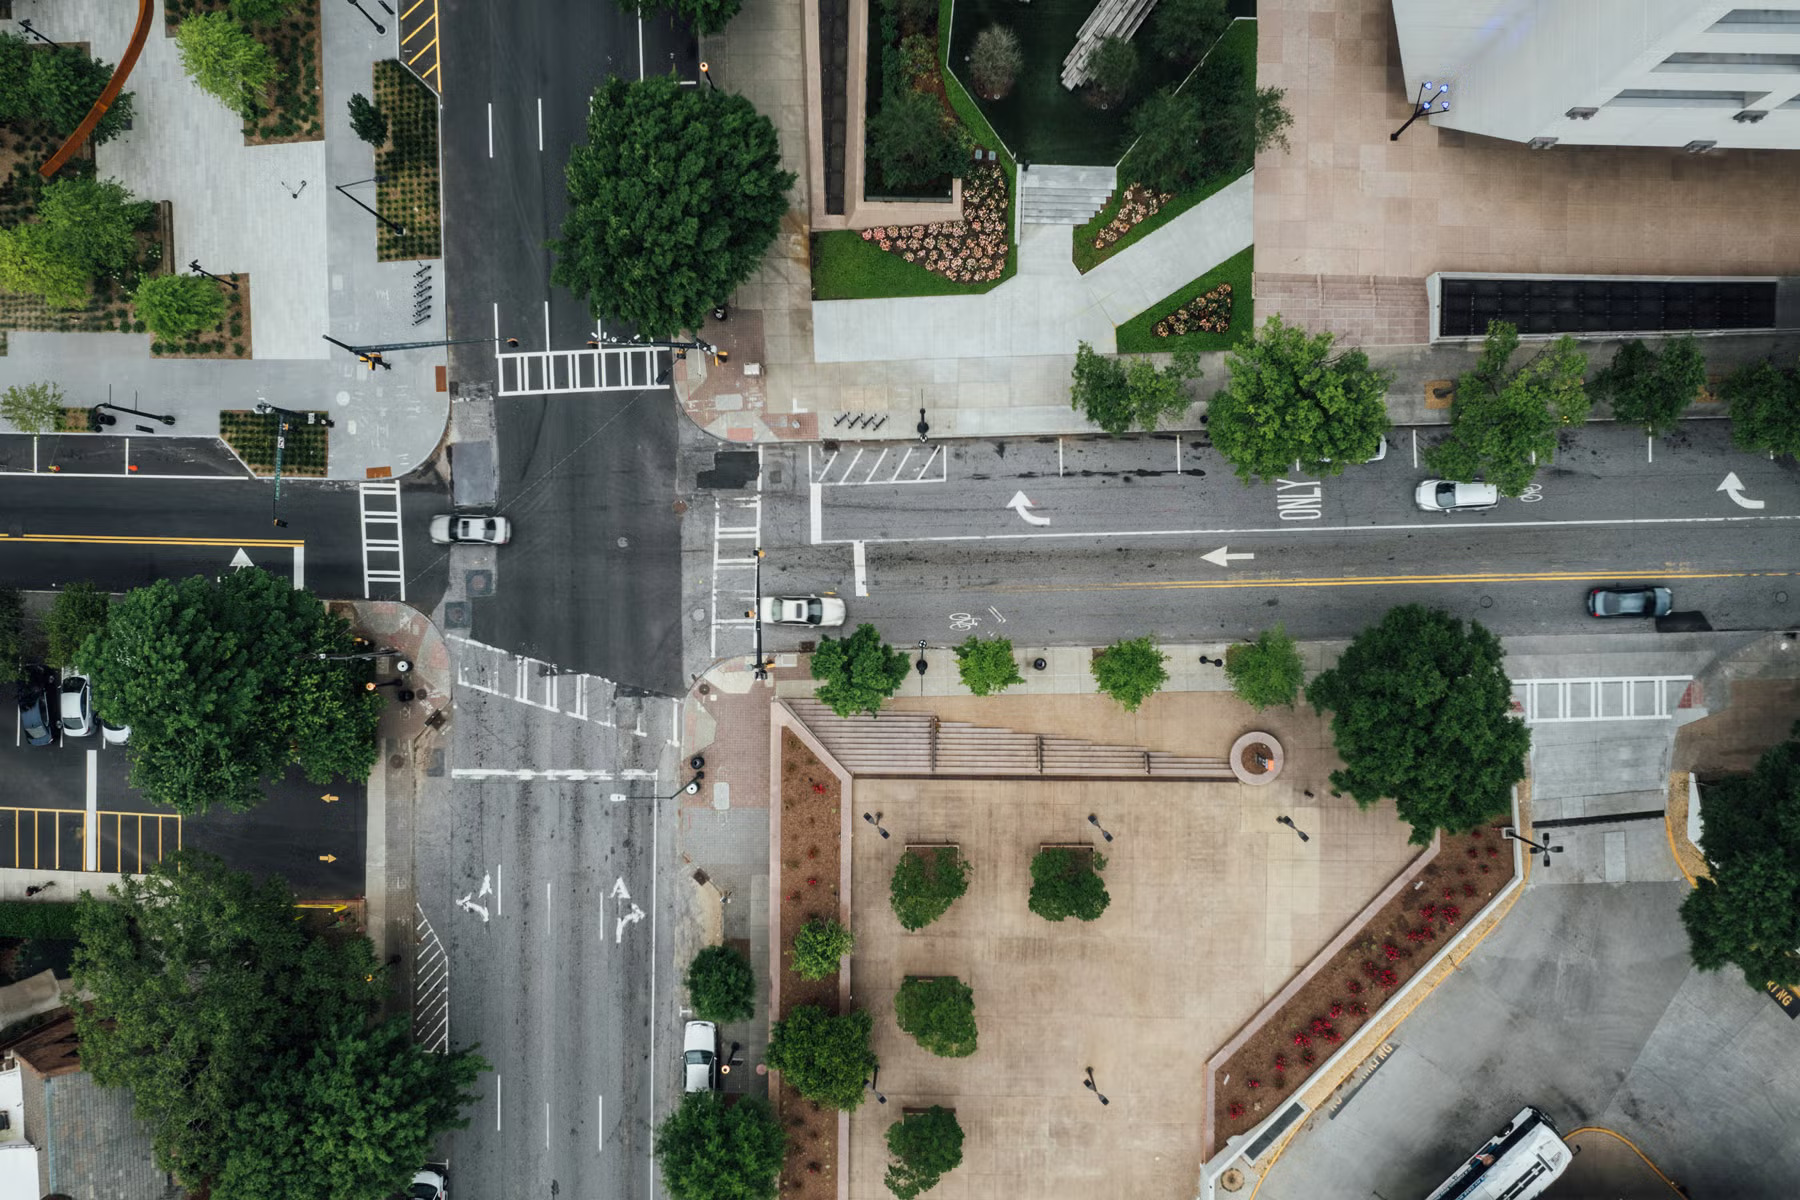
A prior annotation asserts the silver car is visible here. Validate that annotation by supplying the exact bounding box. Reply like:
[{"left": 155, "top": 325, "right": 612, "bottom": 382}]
[
  {"left": 682, "top": 1020, "right": 718, "bottom": 1092},
  {"left": 758, "top": 595, "right": 847, "bottom": 627},
  {"left": 1415, "top": 480, "right": 1499, "bottom": 512},
  {"left": 429, "top": 514, "right": 512, "bottom": 545}
]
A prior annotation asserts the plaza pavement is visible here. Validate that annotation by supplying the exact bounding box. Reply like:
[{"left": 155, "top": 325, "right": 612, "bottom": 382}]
[{"left": 0, "top": 0, "right": 450, "bottom": 480}]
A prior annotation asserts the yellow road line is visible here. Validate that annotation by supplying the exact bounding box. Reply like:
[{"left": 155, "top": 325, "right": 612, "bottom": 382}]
[
  {"left": 998, "top": 566, "right": 1792, "bottom": 594},
  {"left": 0, "top": 533, "right": 302, "bottom": 547},
  {"left": 407, "top": 34, "right": 440, "bottom": 64},
  {"left": 399, "top": 0, "right": 428, "bottom": 18},
  {"left": 1562, "top": 1126, "right": 1688, "bottom": 1194}
]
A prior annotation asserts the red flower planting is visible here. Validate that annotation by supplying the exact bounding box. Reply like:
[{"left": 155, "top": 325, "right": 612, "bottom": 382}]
[
  {"left": 1273, "top": 1054, "right": 1288, "bottom": 1071},
  {"left": 1247, "top": 1078, "right": 1262, "bottom": 1089},
  {"left": 1349, "top": 1000, "right": 1369, "bottom": 1017},
  {"left": 1383, "top": 943, "right": 1403, "bottom": 961},
  {"left": 1419, "top": 903, "right": 1438, "bottom": 922},
  {"left": 1229, "top": 1102, "right": 1247, "bottom": 1119},
  {"left": 1346, "top": 979, "right": 1364, "bottom": 995},
  {"left": 1301, "top": 1048, "right": 1316, "bottom": 1065},
  {"left": 1328, "top": 1002, "right": 1344, "bottom": 1019},
  {"left": 1463, "top": 882, "right": 1477, "bottom": 897},
  {"left": 1375, "top": 968, "right": 1398, "bottom": 988},
  {"left": 1311, "top": 1017, "right": 1334, "bottom": 1036},
  {"left": 1154, "top": 282, "right": 1233, "bottom": 339},
  {"left": 1293, "top": 1032, "right": 1312, "bottom": 1048}
]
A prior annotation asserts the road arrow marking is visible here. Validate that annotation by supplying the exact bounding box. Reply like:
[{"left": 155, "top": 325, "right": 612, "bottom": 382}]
[
  {"left": 229, "top": 548, "right": 255, "bottom": 570},
  {"left": 1005, "top": 490, "right": 1050, "bottom": 526},
  {"left": 609, "top": 877, "right": 631, "bottom": 900},
  {"left": 318, "top": 854, "right": 337, "bottom": 863},
  {"left": 1201, "top": 546, "right": 1256, "bottom": 567},
  {"left": 614, "top": 903, "right": 645, "bottom": 943},
  {"left": 1718, "top": 472, "right": 1765, "bottom": 510},
  {"left": 320, "top": 793, "right": 339, "bottom": 803}
]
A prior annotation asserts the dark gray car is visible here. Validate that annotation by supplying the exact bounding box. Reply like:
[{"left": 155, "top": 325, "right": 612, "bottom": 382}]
[{"left": 1586, "top": 586, "right": 1673, "bottom": 617}]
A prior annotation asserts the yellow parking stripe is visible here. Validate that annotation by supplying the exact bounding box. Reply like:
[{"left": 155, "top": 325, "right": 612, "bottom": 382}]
[{"left": 399, "top": 0, "right": 442, "bottom": 93}]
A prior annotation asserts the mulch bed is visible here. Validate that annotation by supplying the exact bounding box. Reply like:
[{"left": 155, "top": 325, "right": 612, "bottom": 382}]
[
  {"left": 775, "top": 728, "right": 843, "bottom": 1200},
  {"left": 374, "top": 59, "right": 443, "bottom": 262},
  {"left": 219, "top": 408, "right": 329, "bottom": 476},
  {"left": 1209, "top": 822, "right": 1514, "bottom": 1152},
  {"left": 164, "top": 0, "right": 324, "bottom": 145}
]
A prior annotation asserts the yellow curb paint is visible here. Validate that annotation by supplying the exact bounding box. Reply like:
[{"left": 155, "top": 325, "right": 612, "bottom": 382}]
[{"left": 1563, "top": 1126, "right": 1688, "bottom": 1195}]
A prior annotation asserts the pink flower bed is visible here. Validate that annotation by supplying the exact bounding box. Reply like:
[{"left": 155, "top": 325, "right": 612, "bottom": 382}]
[
  {"left": 1092, "top": 182, "right": 1174, "bottom": 251},
  {"left": 857, "top": 163, "right": 1010, "bottom": 285},
  {"left": 1153, "top": 282, "right": 1232, "bottom": 339}
]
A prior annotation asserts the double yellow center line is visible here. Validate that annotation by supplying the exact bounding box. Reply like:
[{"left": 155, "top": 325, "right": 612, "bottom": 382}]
[{"left": 0, "top": 534, "right": 302, "bottom": 547}]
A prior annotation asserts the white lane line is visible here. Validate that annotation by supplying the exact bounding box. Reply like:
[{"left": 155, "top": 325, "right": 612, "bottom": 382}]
[
  {"left": 1176, "top": 437, "right": 1182, "bottom": 475},
  {"left": 818, "top": 511, "right": 1800, "bottom": 547},
  {"left": 648, "top": 789, "right": 659, "bottom": 1200},
  {"left": 0, "top": 471, "right": 242, "bottom": 482},
  {"left": 487, "top": 102, "right": 493, "bottom": 158},
  {"left": 546, "top": 1101, "right": 551, "bottom": 1150},
  {"left": 854, "top": 540, "right": 868, "bottom": 596},
  {"left": 669, "top": 698, "right": 681, "bottom": 748},
  {"left": 492, "top": 301, "right": 499, "bottom": 348},
  {"left": 810, "top": 482, "right": 822, "bottom": 544},
  {"left": 536, "top": 97, "right": 543, "bottom": 152},
  {"left": 914, "top": 445, "right": 943, "bottom": 481},
  {"left": 598, "top": 1095, "right": 604, "bottom": 1152},
  {"left": 843, "top": 448, "right": 864, "bottom": 482},
  {"left": 543, "top": 300, "right": 551, "bottom": 350},
  {"left": 292, "top": 544, "right": 305, "bottom": 590},
  {"left": 122, "top": 437, "right": 130, "bottom": 474},
  {"left": 1647, "top": 436, "right": 1654, "bottom": 464},
  {"left": 637, "top": 16, "right": 645, "bottom": 79},
  {"left": 497, "top": 863, "right": 503, "bottom": 917},
  {"left": 862, "top": 448, "right": 888, "bottom": 484},
  {"left": 496, "top": 1075, "right": 502, "bottom": 1131},
  {"left": 1411, "top": 429, "right": 1418, "bottom": 468},
  {"left": 1058, "top": 437, "right": 1064, "bottom": 476},
  {"left": 84, "top": 750, "right": 98, "bottom": 871}
]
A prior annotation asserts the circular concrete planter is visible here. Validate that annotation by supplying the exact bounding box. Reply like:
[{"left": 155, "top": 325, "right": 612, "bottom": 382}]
[{"left": 1228, "top": 731, "right": 1283, "bottom": 785}]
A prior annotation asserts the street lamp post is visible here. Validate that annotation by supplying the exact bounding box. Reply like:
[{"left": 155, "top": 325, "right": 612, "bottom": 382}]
[
  {"left": 255, "top": 402, "right": 335, "bottom": 527},
  {"left": 189, "top": 260, "right": 240, "bottom": 290},
  {"left": 698, "top": 61, "right": 716, "bottom": 90},
  {"left": 599, "top": 331, "right": 728, "bottom": 365},
  {"left": 863, "top": 812, "right": 891, "bottom": 839},
  {"left": 1502, "top": 826, "right": 1563, "bottom": 868},
  {"left": 93, "top": 400, "right": 176, "bottom": 428},
  {"left": 1391, "top": 81, "right": 1450, "bottom": 141},
  {"left": 334, "top": 176, "right": 406, "bottom": 238}
]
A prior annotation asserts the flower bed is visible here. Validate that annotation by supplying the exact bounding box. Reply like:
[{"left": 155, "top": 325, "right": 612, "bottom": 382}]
[
  {"left": 1154, "top": 282, "right": 1231, "bottom": 340},
  {"left": 1114, "top": 245, "right": 1253, "bottom": 355},
  {"left": 856, "top": 163, "right": 1009, "bottom": 285},
  {"left": 1090, "top": 183, "right": 1172, "bottom": 254},
  {"left": 1209, "top": 823, "right": 1515, "bottom": 1153}
]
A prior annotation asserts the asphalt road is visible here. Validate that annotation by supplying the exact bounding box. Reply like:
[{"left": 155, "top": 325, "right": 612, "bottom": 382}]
[{"left": 739, "top": 421, "right": 1800, "bottom": 651}]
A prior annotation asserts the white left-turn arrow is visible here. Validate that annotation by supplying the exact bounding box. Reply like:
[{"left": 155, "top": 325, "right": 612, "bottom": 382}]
[
  {"left": 1201, "top": 546, "right": 1255, "bottom": 567},
  {"left": 1005, "top": 490, "right": 1050, "bottom": 526},
  {"left": 1717, "top": 472, "right": 1765, "bottom": 510}
]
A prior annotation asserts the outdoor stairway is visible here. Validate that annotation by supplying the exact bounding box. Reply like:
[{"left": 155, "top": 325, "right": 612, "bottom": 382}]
[
  {"left": 1062, "top": 0, "right": 1162, "bottom": 89},
  {"left": 784, "top": 699, "right": 1235, "bottom": 780},
  {"left": 1018, "top": 165, "right": 1119, "bottom": 226}
]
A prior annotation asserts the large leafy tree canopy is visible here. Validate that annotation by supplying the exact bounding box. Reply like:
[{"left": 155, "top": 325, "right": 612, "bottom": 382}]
[
  {"left": 72, "top": 852, "right": 485, "bottom": 1198},
  {"left": 655, "top": 1092, "right": 786, "bottom": 1200},
  {"left": 885, "top": 1105, "right": 964, "bottom": 1200},
  {"left": 80, "top": 566, "right": 383, "bottom": 815},
  {"left": 1680, "top": 726, "right": 1800, "bottom": 990},
  {"left": 1070, "top": 342, "right": 1200, "bottom": 435},
  {"left": 811, "top": 623, "right": 911, "bottom": 717},
  {"left": 1593, "top": 335, "right": 1705, "bottom": 438},
  {"left": 1306, "top": 605, "right": 1529, "bottom": 845},
  {"left": 552, "top": 74, "right": 794, "bottom": 339},
  {"left": 0, "top": 37, "right": 136, "bottom": 143},
  {"left": 1424, "top": 320, "right": 1589, "bottom": 497},
  {"left": 1211, "top": 315, "right": 1392, "bottom": 482},
  {"left": 175, "top": 12, "right": 280, "bottom": 118},
  {"left": 765, "top": 1005, "right": 877, "bottom": 1111},
  {"left": 1722, "top": 357, "right": 1800, "bottom": 460},
  {"left": 1224, "top": 623, "right": 1303, "bottom": 711}
]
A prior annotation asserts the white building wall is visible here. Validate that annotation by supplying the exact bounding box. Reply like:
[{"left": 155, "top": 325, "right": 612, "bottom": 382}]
[{"left": 1391, "top": 0, "right": 1800, "bottom": 149}]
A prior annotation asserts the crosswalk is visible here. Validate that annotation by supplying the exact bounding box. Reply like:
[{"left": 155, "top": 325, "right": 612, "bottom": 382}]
[
  {"left": 1511, "top": 676, "right": 1696, "bottom": 723},
  {"left": 358, "top": 481, "right": 406, "bottom": 600},
  {"left": 496, "top": 347, "right": 664, "bottom": 397}
]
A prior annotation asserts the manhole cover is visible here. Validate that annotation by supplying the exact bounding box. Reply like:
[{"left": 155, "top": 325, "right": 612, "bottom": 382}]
[
  {"left": 672, "top": 499, "right": 688, "bottom": 514},
  {"left": 465, "top": 569, "right": 493, "bottom": 597},
  {"left": 443, "top": 600, "right": 470, "bottom": 628},
  {"left": 389, "top": 754, "right": 407, "bottom": 769},
  {"left": 691, "top": 606, "right": 706, "bottom": 623}
]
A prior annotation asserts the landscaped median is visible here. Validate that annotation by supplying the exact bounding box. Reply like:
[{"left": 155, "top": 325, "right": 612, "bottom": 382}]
[
  {"left": 373, "top": 59, "right": 442, "bottom": 262},
  {"left": 1115, "top": 244, "right": 1253, "bottom": 354}
]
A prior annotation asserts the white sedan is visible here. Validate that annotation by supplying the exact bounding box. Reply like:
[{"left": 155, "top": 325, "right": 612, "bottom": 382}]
[
  {"left": 758, "top": 595, "right": 846, "bottom": 627},
  {"left": 429, "top": 514, "right": 512, "bottom": 545}
]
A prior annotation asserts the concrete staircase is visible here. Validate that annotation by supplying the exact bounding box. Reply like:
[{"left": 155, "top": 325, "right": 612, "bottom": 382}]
[
  {"left": 1062, "top": 0, "right": 1161, "bottom": 89},
  {"left": 784, "top": 699, "right": 1234, "bottom": 780},
  {"left": 1017, "top": 165, "right": 1118, "bottom": 226}
]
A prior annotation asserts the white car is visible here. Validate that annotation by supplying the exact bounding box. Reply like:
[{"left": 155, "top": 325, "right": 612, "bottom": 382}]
[
  {"left": 407, "top": 1167, "right": 447, "bottom": 1200},
  {"left": 1415, "top": 480, "right": 1499, "bottom": 512},
  {"left": 101, "top": 718, "right": 131, "bottom": 746},
  {"left": 758, "top": 595, "right": 846, "bottom": 627},
  {"left": 683, "top": 1020, "right": 718, "bottom": 1092},
  {"left": 58, "top": 672, "right": 94, "bottom": 737},
  {"left": 429, "top": 514, "right": 512, "bottom": 545}
]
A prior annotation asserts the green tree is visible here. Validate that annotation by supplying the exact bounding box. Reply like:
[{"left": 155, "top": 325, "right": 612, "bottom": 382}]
[
  {"left": 133, "top": 273, "right": 228, "bottom": 340},
  {"left": 1028, "top": 847, "right": 1110, "bottom": 922},
  {"left": 811, "top": 623, "right": 911, "bottom": 718},
  {"left": 1593, "top": 336, "right": 1706, "bottom": 437},
  {"left": 346, "top": 91, "right": 388, "bottom": 148},
  {"left": 1722, "top": 357, "right": 1800, "bottom": 460},
  {"left": 1086, "top": 35, "right": 1139, "bottom": 105},
  {"left": 552, "top": 74, "right": 793, "bottom": 339},
  {"left": 1153, "top": 0, "right": 1231, "bottom": 63},
  {"left": 1216, "top": 85, "right": 1293, "bottom": 162},
  {"left": 893, "top": 976, "right": 977, "bottom": 1058},
  {"left": 44, "top": 581, "right": 109, "bottom": 667},
  {"left": 868, "top": 87, "right": 966, "bottom": 190},
  {"left": 1070, "top": 342, "right": 1200, "bottom": 435},
  {"left": 39, "top": 175, "right": 152, "bottom": 275},
  {"left": 1091, "top": 635, "right": 1168, "bottom": 713},
  {"left": 885, "top": 1106, "right": 964, "bottom": 1200},
  {"left": 1211, "top": 315, "right": 1392, "bottom": 482},
  {"left": 80, "top": 567, "right": 384, "bottom": 815},
  {"left": 1679, "top": 727, "right": 1800, "bottom": 989},
  {"left": 765, "top": 1006, "right": 877, "bottom": 1111},
  {"left": 890, "top": 847, "right": 969, "bottom": 931},
  {"left": 1224, "top": 624, "right": 1303, "bottom": 711},
  {"left": 229, "top": 0, "right": 296, "bottom": 24},
  {"left": 953, "top": 635, "right": 1022, "bottom": 696},
  {"left": 0, "top": 588, "right": 21, "bottom": 683},
  {"left": 26, "top": 45, "right": 135, "bottom": 143},
  {"left": 655, "top": 1092, "right": 786, "bottom": 1200},
  {"left": 685, "top": 944, "right": 757, "bottom": 1024},
  {"left": 1125, "top": 87, "right": 1208, "bottom": 194},
  {"left": 614, "top": 0, "right": 743, "bottom": 36},
  {"left": 175, "top": 12, "right": 279, "bottom": 118},
  {"left": 791, "top": 917, "right": 853, "bottom": 981},
  {"left": 1425, "top": 320, "right": 1589, "bottom": 497},
  {"left": 1306, "top": 605, "right": 1529, "bottom": 845},
  {"left": 1, "top": 380, "right": 66, "bottom": 434},
  {"left": 0, "top": 222, "right": 91, "bottom": 309},
  {"left": 0, "top": 34, "right": 32, "bottom": 124},
  {"left": 969, "top": 26, "right": 1022, "bottom": 100},
  {"left": 72, "top": 852, "right": 486, "bottom": 1195}
]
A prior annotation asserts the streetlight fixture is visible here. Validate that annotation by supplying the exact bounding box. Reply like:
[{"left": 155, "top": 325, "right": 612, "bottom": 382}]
[
  {"left": 1502, "top": 826, "right": 1563, "bottom": 869},
  {"left": 94, "top": 400, "right": 176, "bottom": 428},
  {"left": 599, "top": 331, "right": 727, "bottom": 365},
  {"left": 189, "top": 260, "right": 240, "bottom": 291},
  {"left": 333, "top": 176, "right": 406, "bottom": 238},
  {"left": 865, "top": 1067, "right": 887, "bottom": 1105},
  {"left": 1391, "top": 81, "right": 1449, "bottom": 141},
  {"left": 915, "top": 639, "right": 928, "bottom": 676},
  {"left": 699, "top": 61, "right": 716, "bottom": 90},
  {"left": 1276, "top": 815, "right": 1311, "bottom": 843},
  {"left": 1083, "top": 1067, "right": 1110, "bottom": 1106},
  {"left": 1087, "top": 814, "right": 1114, "bottom": 843}
]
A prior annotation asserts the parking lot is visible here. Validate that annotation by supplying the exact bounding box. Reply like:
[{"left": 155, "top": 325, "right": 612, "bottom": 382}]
[{"left": 8, "top": 681, "right": 366, "bottom": 897}]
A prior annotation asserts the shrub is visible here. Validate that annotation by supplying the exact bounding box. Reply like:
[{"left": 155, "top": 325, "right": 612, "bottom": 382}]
[
  {"left": 0, "top": 901, "right": 76, "bottom": 941},
  {"left": 175, "top": 12, "right": 280, "bottom": 118},
  {"left": 890, "top": 847, "right": 969, "bottom": 931},
  {"left": 1070, "top": 341, "right": 1199, "bottom": 435},
  {"left": 970, "top": 26, "right": 1022, "bottom": 100},
  {"left": 654, "top": 1091, "right": 785, "bottom": 1200},
  {"left": 791, "top": 917, "right": 853, "bottom": 981},
  {"left": 953, "top": 635, "right": 1022, "bottom": 697},
  {"left": 133, "top": 274, "right": 228, "bottom": 341},
  {"left": 44, "top": 582, "right": 110, "bottom": 668},
  {"left": 1085, "top": 36, "right": 1139, "bottom": 106},
  {"left": 899, "top": 33, "right": 937, "bottom": 91},
  {"left": 868, "top": 87, "right": 967, "bottom": 190},
  {"left": 1090, "top": 635, "right": 1168, "bottom": 712},
  {"left": 812, "top": 623, "right": 911, "bottom": 717},
  {"left": 346, "top": 91, "right": 388, "bottom": 147},
  {"left": 1224, "top": 624, "right": 1304, "bottom": 711},
  {"left": 893, "top": 976, "right": 977, "bottom": 1058},
  {"left": 1591, "top": 335, "right": 1706, "bottom": 438},
  {"left": 765, "top": 1005, "right": 877, "bottom": 1110},
  {"left": 684, "top": 944, "right": 756, "bottom": 1024},
  {"left": 885, "top": 1105, "right": 963, "bottom": 1199},
  {"left": 1154, "top": 0, "right": 1231, "bottom": 63},
  {"left": 1028, "top": 848, "right": 1109, "bottom": 922},
  {"left": 1722, "top": 358, "right": 1800, "bottom": 460}
]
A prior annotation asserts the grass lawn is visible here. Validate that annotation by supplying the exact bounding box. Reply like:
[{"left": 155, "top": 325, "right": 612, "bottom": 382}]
[
  {"left": 1072, "top": 19, "right": 1258, "bottom": 274},
  {"left": 1115, "top": 244, "right": 1254, "bottom": 354}
]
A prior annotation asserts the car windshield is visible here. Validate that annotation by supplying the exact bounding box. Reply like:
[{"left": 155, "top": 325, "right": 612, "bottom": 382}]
[
  {"left": 806, "top": 599, "right": 822, "bottom": 620},
  {"left": 61, "top": 679, "right": 83, "bottom": 695},
  {"left": 684, "top": 1049, "right": 712, "bottom": 1065},
  {"left": 407, "top": 1185, "right": 439, "bottom": 1200}
]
